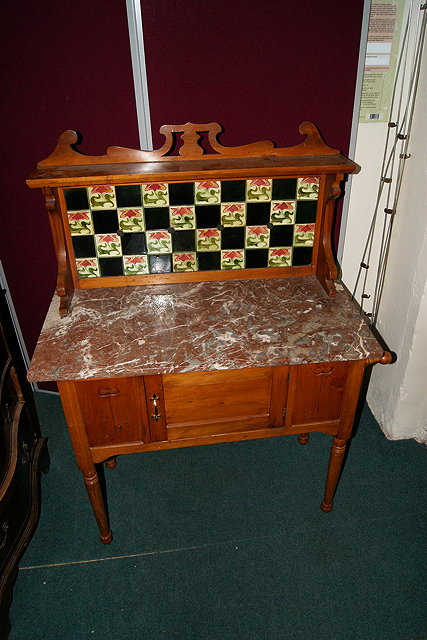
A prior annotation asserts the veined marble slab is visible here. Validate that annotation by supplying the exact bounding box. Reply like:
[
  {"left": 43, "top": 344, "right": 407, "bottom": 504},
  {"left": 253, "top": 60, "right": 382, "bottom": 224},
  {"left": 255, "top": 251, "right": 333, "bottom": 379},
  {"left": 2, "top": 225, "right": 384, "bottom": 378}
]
[{"left": 28, "top": 276, "right": 384, "bottom": 382}]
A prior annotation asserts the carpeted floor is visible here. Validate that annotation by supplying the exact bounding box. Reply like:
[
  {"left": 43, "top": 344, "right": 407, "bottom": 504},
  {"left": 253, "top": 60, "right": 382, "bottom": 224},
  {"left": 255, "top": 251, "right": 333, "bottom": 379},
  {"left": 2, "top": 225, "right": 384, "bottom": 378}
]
[{"left": 8, "top": 392, "right": 426, "bottom": 640}]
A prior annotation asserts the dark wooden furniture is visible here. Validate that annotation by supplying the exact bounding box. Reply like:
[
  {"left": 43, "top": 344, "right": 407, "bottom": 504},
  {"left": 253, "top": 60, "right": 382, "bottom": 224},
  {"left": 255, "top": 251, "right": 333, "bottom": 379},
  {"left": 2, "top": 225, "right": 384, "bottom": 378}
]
[
  {"left": 26, "top": 122, "right": 390, "bottom": 544},
  {"left": 0, "top": 289, "right": 47, "bottom": 639}
]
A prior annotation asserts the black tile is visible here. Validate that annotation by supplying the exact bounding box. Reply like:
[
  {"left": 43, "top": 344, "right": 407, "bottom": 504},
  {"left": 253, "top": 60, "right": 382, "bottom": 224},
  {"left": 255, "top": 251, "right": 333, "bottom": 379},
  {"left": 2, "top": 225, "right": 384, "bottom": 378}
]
[
  {"left": 169, "top": 182, "right": 194, "bottom": 205},
  {"left": 99, "top": 257, "right": 124, "bottom": 277},
  {"left": 195, "top": 205, "right": 221, "bottom": 228},
  {"left": 115, "top": 185, "right": 142, "bottom": 207},
  {"left": 292, "top": 246, "right": 313, "bottom": 266},
  {"left": 197, "top": 252, "right": 221, "bottom": 271},
  {"left": 221, "top": 227, "right": 245, "bottom": 249},
  {"left": 295, "top": 201, "right": 317, "bottom": 224},
  {"left": 148, "top": 254, "right": 172, "bottom": 273},
  {"left": 221, "top": 180, "right": 246, "bottom": 202},
  {"left": 272, "top": 178, "right": 297, "bottom": 200},
  {"left": 121, "top": 233, "right": 147, "bottom": 255},
  {"left": 72, "top": 235, "right": 96, "bottom": 258},
  {"left": 64, "top": 188, "right": 89, "bottom": 210},
  {"left": 92, "top": 210, "right": 119, "bottom": 234},
  {"left": 246, "top": 202, "right": 271, "bottom": 225},
  {"left": 269, "top": 226, "right": 294, "bottom": 247},
  {"left": 172, "top": 230, "right": 196, "bottom": 252},
  {"left": 144, "top": 207, "right": 170, "bottom": 230},
  {"left": 245, "top": 249, "right": 268, "bottom": 269}
]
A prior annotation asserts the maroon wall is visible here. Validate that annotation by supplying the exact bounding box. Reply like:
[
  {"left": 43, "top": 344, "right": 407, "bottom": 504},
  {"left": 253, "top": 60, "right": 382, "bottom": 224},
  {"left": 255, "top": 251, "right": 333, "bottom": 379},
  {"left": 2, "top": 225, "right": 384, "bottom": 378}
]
[
  {"left": 142, "top": 0, "right": 364, "bottom": 154},
  {"left": 1, "top": 1, "right": 139, "bottom": 361}
]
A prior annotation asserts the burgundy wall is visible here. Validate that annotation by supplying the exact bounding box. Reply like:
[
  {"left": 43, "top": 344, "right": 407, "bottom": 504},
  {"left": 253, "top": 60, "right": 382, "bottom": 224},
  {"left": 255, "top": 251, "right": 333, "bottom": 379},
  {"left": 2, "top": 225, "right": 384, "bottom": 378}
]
[
  {"left": 141, "top": 0, "right": 364, "bottom": 154},
  {"left": 1, "top": 1, "right": 139, "bottom": 362}
]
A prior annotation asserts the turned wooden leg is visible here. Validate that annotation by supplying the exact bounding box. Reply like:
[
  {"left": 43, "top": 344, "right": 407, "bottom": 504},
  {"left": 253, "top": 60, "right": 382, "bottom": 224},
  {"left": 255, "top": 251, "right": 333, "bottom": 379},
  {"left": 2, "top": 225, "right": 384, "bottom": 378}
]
[
  {"left": 83, "top": 469, "right": 113, "bottom": 544},
  {"left": 105, "top": 456, "right": 117, "bottom": 469},
  {"left": 297, "top": 433, "right": 310, "bottom": 445},
  {"left": 320, "top": 436, "right": 348, "bottom": 513}
]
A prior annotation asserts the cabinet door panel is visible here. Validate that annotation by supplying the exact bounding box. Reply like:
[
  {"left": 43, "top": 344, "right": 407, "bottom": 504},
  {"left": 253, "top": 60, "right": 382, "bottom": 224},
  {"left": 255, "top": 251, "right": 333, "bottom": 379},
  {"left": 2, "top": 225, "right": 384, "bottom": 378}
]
[
  {"left": 286, "top": 362, "right": 350, "bottom": 428},
  {"left": 161, "top": 367, "right": 286, "bottom": 440},
  {"left": 73, "top": 377, "right": 149, "bottom": 446}
]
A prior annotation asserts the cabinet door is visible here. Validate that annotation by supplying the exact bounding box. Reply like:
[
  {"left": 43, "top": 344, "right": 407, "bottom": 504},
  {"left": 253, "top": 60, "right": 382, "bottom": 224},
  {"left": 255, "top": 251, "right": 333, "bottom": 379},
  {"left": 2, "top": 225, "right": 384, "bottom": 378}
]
[
  {"left": 285, "top": 361, "right": 352, "bottom": 431},
  {"left": 145, "top": 367, "right": 288, "bottom": 442},
  {"left": 73, "top": 377, "right": 150, "bottom": 447}
]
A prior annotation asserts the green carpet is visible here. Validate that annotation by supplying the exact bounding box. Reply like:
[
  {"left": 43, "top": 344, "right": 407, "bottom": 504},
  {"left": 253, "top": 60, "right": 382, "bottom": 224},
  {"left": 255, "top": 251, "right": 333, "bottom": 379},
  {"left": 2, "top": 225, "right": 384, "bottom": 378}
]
[{"left": 9, "top": 392, "right": 426, "bottom": 640}]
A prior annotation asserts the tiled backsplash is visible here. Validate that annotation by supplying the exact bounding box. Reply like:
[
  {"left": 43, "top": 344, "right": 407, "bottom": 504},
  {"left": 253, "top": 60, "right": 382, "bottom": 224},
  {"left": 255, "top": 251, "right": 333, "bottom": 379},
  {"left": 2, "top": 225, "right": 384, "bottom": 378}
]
[{"left": 65, "top": 177, "right": 319, "bottom": 278}]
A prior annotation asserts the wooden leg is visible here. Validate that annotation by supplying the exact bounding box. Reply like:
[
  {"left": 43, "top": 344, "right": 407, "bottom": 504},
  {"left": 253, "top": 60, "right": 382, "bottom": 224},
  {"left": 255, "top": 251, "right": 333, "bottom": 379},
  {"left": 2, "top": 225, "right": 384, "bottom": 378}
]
[
  {"left": 297, "top": 433, "right": 310, "bottom": 445},
  {"left": 105, "top": 456, "right": 117, "bottom": 469},
  {"left": 83, "top": 470, "right": 113, "bottom": 544},
  {"left": 320, "top": 437, "right": 348, "bottom": 513}
]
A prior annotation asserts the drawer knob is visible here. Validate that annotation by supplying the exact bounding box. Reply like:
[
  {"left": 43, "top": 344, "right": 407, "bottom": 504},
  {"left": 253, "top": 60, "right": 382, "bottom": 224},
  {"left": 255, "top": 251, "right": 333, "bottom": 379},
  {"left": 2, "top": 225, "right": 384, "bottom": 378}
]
[
  {"left": 98, "top": 388, "right": 120, "bottom": 397},
  {"left": 150, "top": 393, "right": 161, "bottom": 422}
]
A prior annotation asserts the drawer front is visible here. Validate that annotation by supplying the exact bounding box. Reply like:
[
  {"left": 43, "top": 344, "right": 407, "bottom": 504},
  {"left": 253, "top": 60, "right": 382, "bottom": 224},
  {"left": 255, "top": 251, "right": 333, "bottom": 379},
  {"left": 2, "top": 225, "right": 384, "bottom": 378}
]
[
  {"left": 149, "top": 367, "right": 288, "bottom": 441},
  {"left": 73, "top": 377, "right": 150, "bottom": 447},
  {"left": 285, "top": 361, "right": 351, "bottom": 429}
]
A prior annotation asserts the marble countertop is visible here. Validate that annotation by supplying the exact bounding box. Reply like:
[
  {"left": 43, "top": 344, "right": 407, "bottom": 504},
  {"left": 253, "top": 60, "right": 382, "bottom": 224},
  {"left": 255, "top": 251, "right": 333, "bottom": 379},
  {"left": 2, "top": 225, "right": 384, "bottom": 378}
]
[{"left": 28, "top": 276, "right": 384, "bottom": 382}]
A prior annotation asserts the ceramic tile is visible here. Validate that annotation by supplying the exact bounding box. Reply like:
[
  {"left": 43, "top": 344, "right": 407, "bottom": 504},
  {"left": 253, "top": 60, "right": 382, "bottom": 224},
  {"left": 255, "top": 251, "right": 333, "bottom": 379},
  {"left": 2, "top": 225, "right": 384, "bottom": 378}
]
[
  {"left": 95, "top": 234, "right": 122, "bottom": 257},
  {"left": 170, "top": 206, "right": 196, "bottom": 229},
  {"left": 294, "top": 224, "right": 315, "bottom": 246},
  {"left": 75, "top": 258, "right": 99, "bottom": 278},
  {"left": 296, "top": 177, "right": 319, "bottom": 200},
  {"left": 88, "top": 186, "right": 117, "bottom": 210},
  {"left": 221, "top": 250, "right": 245, "bottom": 270},
  {"left": 196, "top": 228, "right": 221, "bottom": 252},
  {"left": 268, "top": 247, "right": 292, "bottom": 267},
  {"left": 142, "top": 183, "right": 169, "bottom": 207},
  {"left": 173, "top": 252, "right": 197, "bottom": 272},
  {"left": 146, "top": 230, "right": 172, "bottom": 254},
  {"left": 245, "top": 226, "right": 270, "bottom": 249},
  {"left": 67, "top": 210, "right": 93, "bottom": 235},
  {"left": 92, "top": 209, "right": 119, "bottom": 234},
  {"left": 168, "top": 182, "right": 194, "bottom": 205},
  {"left": 123, "top": 255, "right": 149, "bottom": 275},
  {"left": 221, "top": 203, "right": 246, "bottom": 227},
  {"left": 195, "top": 180, "right": 221, "bottom": 204},
  {"left": 246, "top": 178, "right": 272, "bottom": 201},
  {"left": 270, "top": 201, "right": 296, "bottom": 225},
  {"left": 118, "top": 208, "right": 145, "bottom": 233}
]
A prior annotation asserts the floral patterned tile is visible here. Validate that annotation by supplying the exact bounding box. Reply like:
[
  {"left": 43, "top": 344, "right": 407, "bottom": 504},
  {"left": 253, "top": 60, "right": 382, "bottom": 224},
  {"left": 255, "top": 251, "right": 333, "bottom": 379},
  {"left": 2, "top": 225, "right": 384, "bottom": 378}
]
[
  {"left": 197, "top": 228, "right": 221, "bottom": 252},
  {"left": 268, "top": 247, "right": 292, "bottom": 267},
  {"left": 146, "top": 230, "right": 172, "bottom": 254},
  {"left": 118, "top": 208, "right": 145, "bottom": 233},
  {"left": 221, "top": 203, "right": 246, "bottom": 227},
  {"left": 95, "top": 234, "right": 122, "bottom": 257},
  {"left": 75, "top": 258, "right": 99, "bottom": 278},
  {"left": 221, "top": 250, "right": 245, "bottom": 269},
  {"left": 170, "top": 206, "right": 196, "bottom": 229},
  {"left": 296, "top": 177, "right": 319, "bottom": 200},
  {"left": 270, "top": 201, "right": 296, "bottom": 225},
  {"left": 142, "top": 183, "right": 169, "bottom": 207},
  {"left": 294, "top": 224, "right": 315, "bottom": 246},
  {"left": 245, "top": 226, "right": 270, "bottom": 249},
  {"left": 68, "top": 210, "right": 93, "bottom": 235},
  {"left": 123, "top": 255, "right": 149, "bottom": 275},
  {"left": 195, "top": 180, "right": 221, "bottom": 205},
  {"left": 246, "top": 179, "right": 272, "bottom": 201},
  {"left": 88, "top": 186, "right": 117, "bottom": 210},
  {"left": 173, "top": 252, "right": 197, "bottom": 272}
]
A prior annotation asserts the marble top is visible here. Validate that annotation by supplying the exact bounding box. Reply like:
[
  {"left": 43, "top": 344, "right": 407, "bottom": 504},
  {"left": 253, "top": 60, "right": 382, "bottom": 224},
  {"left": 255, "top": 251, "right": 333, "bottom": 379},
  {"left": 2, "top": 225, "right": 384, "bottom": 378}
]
[{"left": 28, "top": 276, "right": 384, "bottom": 382}]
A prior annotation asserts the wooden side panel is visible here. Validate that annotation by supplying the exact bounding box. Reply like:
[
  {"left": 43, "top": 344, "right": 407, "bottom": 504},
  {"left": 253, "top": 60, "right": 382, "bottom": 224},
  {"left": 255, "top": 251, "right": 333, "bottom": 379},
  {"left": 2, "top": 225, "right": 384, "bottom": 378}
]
[
  {"left": 286, "top": 361, "right": 351, "bottom": 429},
  {"left": 73, "top": 377, "right": 149, "bottom": 447},
  {"left": 162, "top": 367, "right": 286, "bottom": 440}
]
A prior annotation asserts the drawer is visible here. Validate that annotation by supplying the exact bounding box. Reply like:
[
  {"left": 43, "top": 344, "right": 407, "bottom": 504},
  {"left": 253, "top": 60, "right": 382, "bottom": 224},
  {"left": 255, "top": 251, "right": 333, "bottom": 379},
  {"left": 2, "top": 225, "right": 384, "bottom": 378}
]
[{"left": 73, "top": 377, "right": 150, "bottom": 447}]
